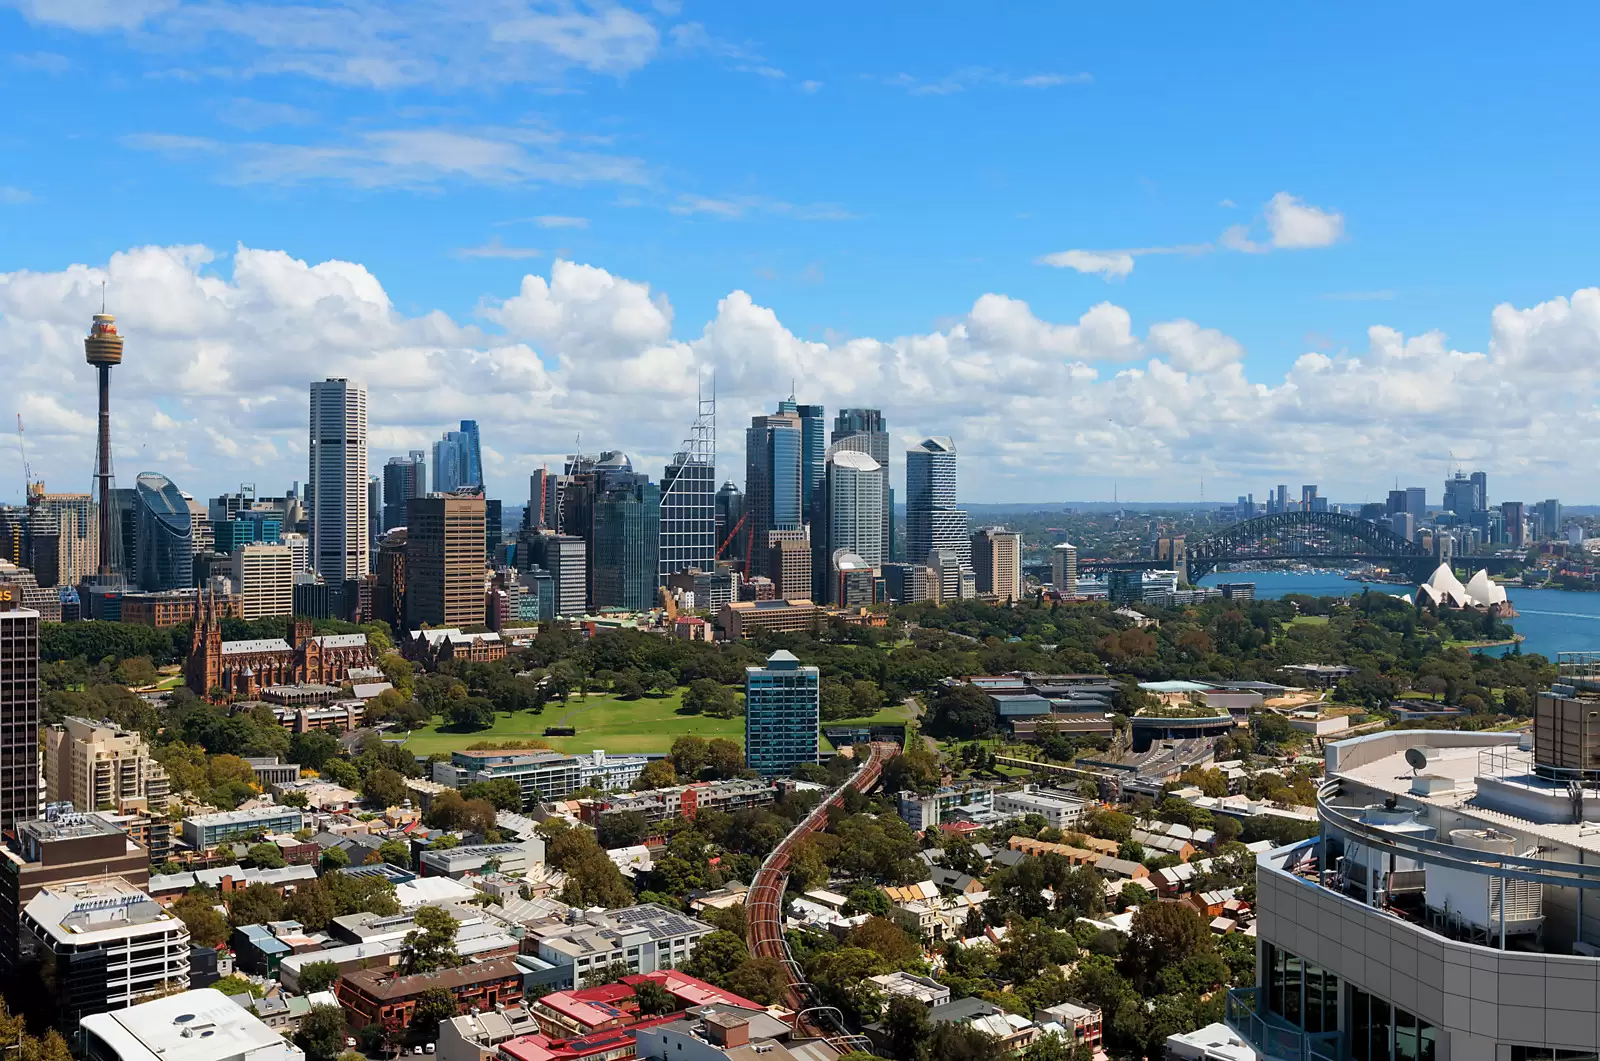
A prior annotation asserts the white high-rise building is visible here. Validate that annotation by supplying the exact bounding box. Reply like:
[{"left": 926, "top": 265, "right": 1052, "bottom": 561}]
[
  {"left": 826, "top": 450, "right": 885, "bottom": 566},
  {"left": 905, "top": 437, "right": 969, "bottom": 570},
  {"left": 280, "top": 531, "right": 310, "bottom": 573},
  {"left": 1052, "top": 542, "right": 1079, "bottom": 596},
  {"left": 231, "top": 543, "right": 293, "bottom": 620},
  {"left": 308, "top": 379, "right": 369, "bottom": 580}
]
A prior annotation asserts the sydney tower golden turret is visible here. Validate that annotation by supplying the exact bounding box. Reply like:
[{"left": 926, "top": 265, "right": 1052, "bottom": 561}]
[{"left": 85, "top": 311, "right": 123, "bottom": 580}]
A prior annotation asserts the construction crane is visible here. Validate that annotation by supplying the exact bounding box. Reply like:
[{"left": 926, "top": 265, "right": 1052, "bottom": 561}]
[
  {"left": 716, "top": 511, "right": 748, "bottom": 560},
  {"left": 15, "top": 414, "right": 31, "bottom": 498}
]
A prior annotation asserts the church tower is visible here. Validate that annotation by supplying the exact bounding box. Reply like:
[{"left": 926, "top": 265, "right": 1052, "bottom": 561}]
[{"left": 185, "top": 589, "right": 223, "bottom": 697}]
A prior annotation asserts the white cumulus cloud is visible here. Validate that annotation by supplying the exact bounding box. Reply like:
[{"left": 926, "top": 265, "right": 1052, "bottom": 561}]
[{"left": 3, "top": 244, "right": 1597, "bottom": 504}]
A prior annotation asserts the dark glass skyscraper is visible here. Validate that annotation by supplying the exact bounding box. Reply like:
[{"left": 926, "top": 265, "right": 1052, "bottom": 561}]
[
  {"left": 715, "top": 481, "right": 744, "bottom": 562},
  {"left": 383, "top": 452, "right": 427, "bottom": 531},
  {"left": 0, "top": 596, "right": 40, "bottom": 833},
  {"left": 594, "top": 473, "right": 661, "bottom": 611},
  {"left": 133, "top": 472, "right": 193, "bottom": 592},
  {"left": 796, "top": 403, "right": 825, "bottom": 526},
  {"left": 744, "top": 409, "right": 802, "bottom": 579}
]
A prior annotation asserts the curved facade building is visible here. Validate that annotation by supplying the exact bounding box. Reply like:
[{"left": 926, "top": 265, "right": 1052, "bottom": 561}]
[
  {"left": 133, "top": 472, "right": 193, "bottom": 592},
  {"left": 827, "top": 450, "right": 885, "bottom": 566},
  {"left": 1235, "top": 665, "right": 1600, "bottom": 1061}
]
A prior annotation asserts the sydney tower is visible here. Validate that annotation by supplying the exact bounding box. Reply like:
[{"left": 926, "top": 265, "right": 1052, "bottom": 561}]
[{"left": 84, "top": 311, "right": 123, "bottom": 580}]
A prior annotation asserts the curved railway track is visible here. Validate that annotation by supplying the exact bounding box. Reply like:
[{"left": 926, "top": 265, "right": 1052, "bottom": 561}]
[{"left": 746, "top": 742, "right": 897, "bottom": 1048}]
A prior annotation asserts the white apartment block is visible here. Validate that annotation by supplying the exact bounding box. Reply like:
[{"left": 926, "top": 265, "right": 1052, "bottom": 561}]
[
  {"left": 24, "top": 878, "right": 190, "bottom": 1023},
  {"left": 522, "top": 903, "right": 713, "bottom": 990},
  {"left": 231, "top": 543, "right": 293, "bottom": 619},
  {"left": 993, "top": 786, "right": 1089, "bottom": 831}
]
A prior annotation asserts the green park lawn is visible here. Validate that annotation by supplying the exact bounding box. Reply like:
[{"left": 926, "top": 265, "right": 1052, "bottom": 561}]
[{"left": 398, "top": 689, "right": 744, "bottom": 756}]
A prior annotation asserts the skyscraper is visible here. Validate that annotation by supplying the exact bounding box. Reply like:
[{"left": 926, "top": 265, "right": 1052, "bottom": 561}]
[
  {"left": 383, "top": 452, "right": 427, "bottom": 532},
  {"left": 972, "top": 527, "right": 1021, "bottom": 602},
  {"left": 1502, "top": 501, "right": 1526, "bottom": 549},
  {"left": 1470, "top": 470, "right": 1488, "bottom": 511},
  {"left": 745, "top": 408, "right": 802, "bottom": 578},
  {"left": 526, "top": 469, "right": 549, "bottom": 531},
  {"left": 593, "top": 473, "right": 661, "bottom": 612},
  {"left": 367, "top": 476, "right": 381, "bottom": 551},
  {"left": 795, "top": 403, "right": 825, "bottom": 525},
  {"left": 715, "top": 481, "right": 744, "bottom": 562},
  {"left": 406, "top": 493, "right": 487, "bottom": 628},
  {"left": 0, "top": 591, "right": 41, "bottom": 833},
  {"left": 530, "top": 534, "right": 586, "bottom": 617},
  {"left": 832, "top": 409, "right": 890, "bottom": 562},
  {"left": 230, "top": 543, "right": 293, "bottom": 620},
  {"left": 905, "top": 437, "right": 969, "bottom": 570},
  {"left": 432, "top": 421, "right": 483, "bottom": 494},
  {"left": 25, "top": 492, "right": 97, "bottom": 589},
  {"left": 1051, "top": 542, "right": 1078, "bottom": 596},
  {"left": 308, "top": 378, "right": 369, "bottom": 581},
  {"left": 816, "top": 450, "right": 884, "bottom": 604},
  {"left": 1443, "top": 473, "right": 1477, "bottom": 515},
  {"left": 1538, "top": 498, "right": 1562, "bottom": 540},
  {"left": 132, "top": 473, "right": 192, "bottom": 592},
  {"left": 744, "top": 649, "right": 819, "bottom": 776},
  {"left": 659, "top": 392, "right": 716, "bottom": 581}
]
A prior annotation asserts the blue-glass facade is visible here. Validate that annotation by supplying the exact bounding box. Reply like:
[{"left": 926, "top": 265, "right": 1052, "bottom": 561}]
[
  {"left": 215, "top": 514, "right": 282, "bottom": 554},
  {"left": 593, "top": 477, "right": 661, "bottom": 611},
  {"left": 744, "top": 649, "right": 820, "bottom": 776},
  {"left": 796, "top": 403, "right": 825, "bottom": 525},
  {"left": 133, "top": 473, "right": 194, "bottom": 592},
  {"left": 769, "top": 425, "right": 802, "bottom": 531}
]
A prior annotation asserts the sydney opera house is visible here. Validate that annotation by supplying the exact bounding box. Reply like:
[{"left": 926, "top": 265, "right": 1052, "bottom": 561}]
[{"left": 1414, "top": 562, "right": 1516, "bottom": 615}]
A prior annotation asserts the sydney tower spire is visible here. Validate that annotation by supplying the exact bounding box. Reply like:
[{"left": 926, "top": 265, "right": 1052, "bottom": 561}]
[{"left": 84, "top": 305, "right": 123, "bottom": 581}]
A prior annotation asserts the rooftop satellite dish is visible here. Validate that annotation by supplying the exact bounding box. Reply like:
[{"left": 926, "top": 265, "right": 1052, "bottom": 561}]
[{"left": 1404, "top": 747, "right": 1428, "bottom": 775}]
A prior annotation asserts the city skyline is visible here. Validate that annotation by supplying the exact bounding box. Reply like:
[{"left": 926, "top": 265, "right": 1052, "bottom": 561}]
[{"left": 5, "top": 8, "right": 1600, "bottom": 504}]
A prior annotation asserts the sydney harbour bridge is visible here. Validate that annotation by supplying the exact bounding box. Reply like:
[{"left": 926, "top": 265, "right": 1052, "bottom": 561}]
[{"left": 1067, "top": 511, "right": 1457, "bottom": 583}]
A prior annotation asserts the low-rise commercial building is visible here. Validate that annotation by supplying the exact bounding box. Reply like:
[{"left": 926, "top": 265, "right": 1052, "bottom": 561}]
[
  {"left": 419, "top": 838, "right": 546, "bottom": 879},
  {"left": 896, "top": 785, "right": 995, "bottom": 831},
  {"left": 585, "top": 778, "right": 775, "bottom": 829},
  {"left": 992, "top": 786, "right": 1089, "bottom": 830},
  {"left": 716, "top": 599, "right": 819, "bottom": 640},
  {"left": 522, "top": 904, "right": 714, "bottom": 991},
  {"left": 337, "top": 956, "right": 525, "bottom": 1031},
  {"left": 79, "top": 988, "right": 305, "bottom": 1061},
  {"left": 180, "top": 806, "right": 306, "bottom": 850},
  {"left": 0, "top": 810, "right": 151, "bottom": 972}
]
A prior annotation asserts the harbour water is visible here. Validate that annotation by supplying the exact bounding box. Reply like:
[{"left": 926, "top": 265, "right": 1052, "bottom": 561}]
[{"left": 1197, "top": 570, "right": 1600, "bottom": 659}]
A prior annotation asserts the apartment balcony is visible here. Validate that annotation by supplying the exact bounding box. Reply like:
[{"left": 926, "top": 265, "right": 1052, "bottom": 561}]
[{"left": 1225, "top": 987, "right": 1342, "bottom": 1061}]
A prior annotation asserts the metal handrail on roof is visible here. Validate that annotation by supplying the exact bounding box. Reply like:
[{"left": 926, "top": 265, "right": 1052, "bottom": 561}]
[{"left": 1317, "top": 779, "right": 1600, "bottom": 889}]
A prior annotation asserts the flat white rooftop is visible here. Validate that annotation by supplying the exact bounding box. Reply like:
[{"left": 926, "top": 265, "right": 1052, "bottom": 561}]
[{"left": 79, "top": 989, "right": 304, "bottom": 1061}]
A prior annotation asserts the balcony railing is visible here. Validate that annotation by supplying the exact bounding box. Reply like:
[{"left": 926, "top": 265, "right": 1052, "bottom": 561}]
[{"left": 1225, "top": 987, "right": 1342, "bottom": 1061}]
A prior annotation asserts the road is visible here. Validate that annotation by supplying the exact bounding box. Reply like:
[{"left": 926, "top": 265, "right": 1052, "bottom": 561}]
[{"left": 745, "top": 741, "right": 897, "bottom": 1018}]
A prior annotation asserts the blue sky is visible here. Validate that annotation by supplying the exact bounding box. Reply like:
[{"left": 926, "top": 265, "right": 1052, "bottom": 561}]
[{"left": 4, "top": 3, "right": 1600, "bottom": 504}]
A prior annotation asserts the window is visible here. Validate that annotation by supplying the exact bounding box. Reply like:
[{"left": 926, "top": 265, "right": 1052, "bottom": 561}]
[
  {"left": 1264, "top": 944, "right": 1337, "bottom": 1035},
  {"left": 1350, "top": 988, "right": 1433, "bottom": 1061}
]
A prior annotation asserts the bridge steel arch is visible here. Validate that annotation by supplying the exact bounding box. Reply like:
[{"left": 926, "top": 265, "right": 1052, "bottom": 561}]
[{"left": 1186, "top": 510, "right": 1434, "bottom": 582}]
